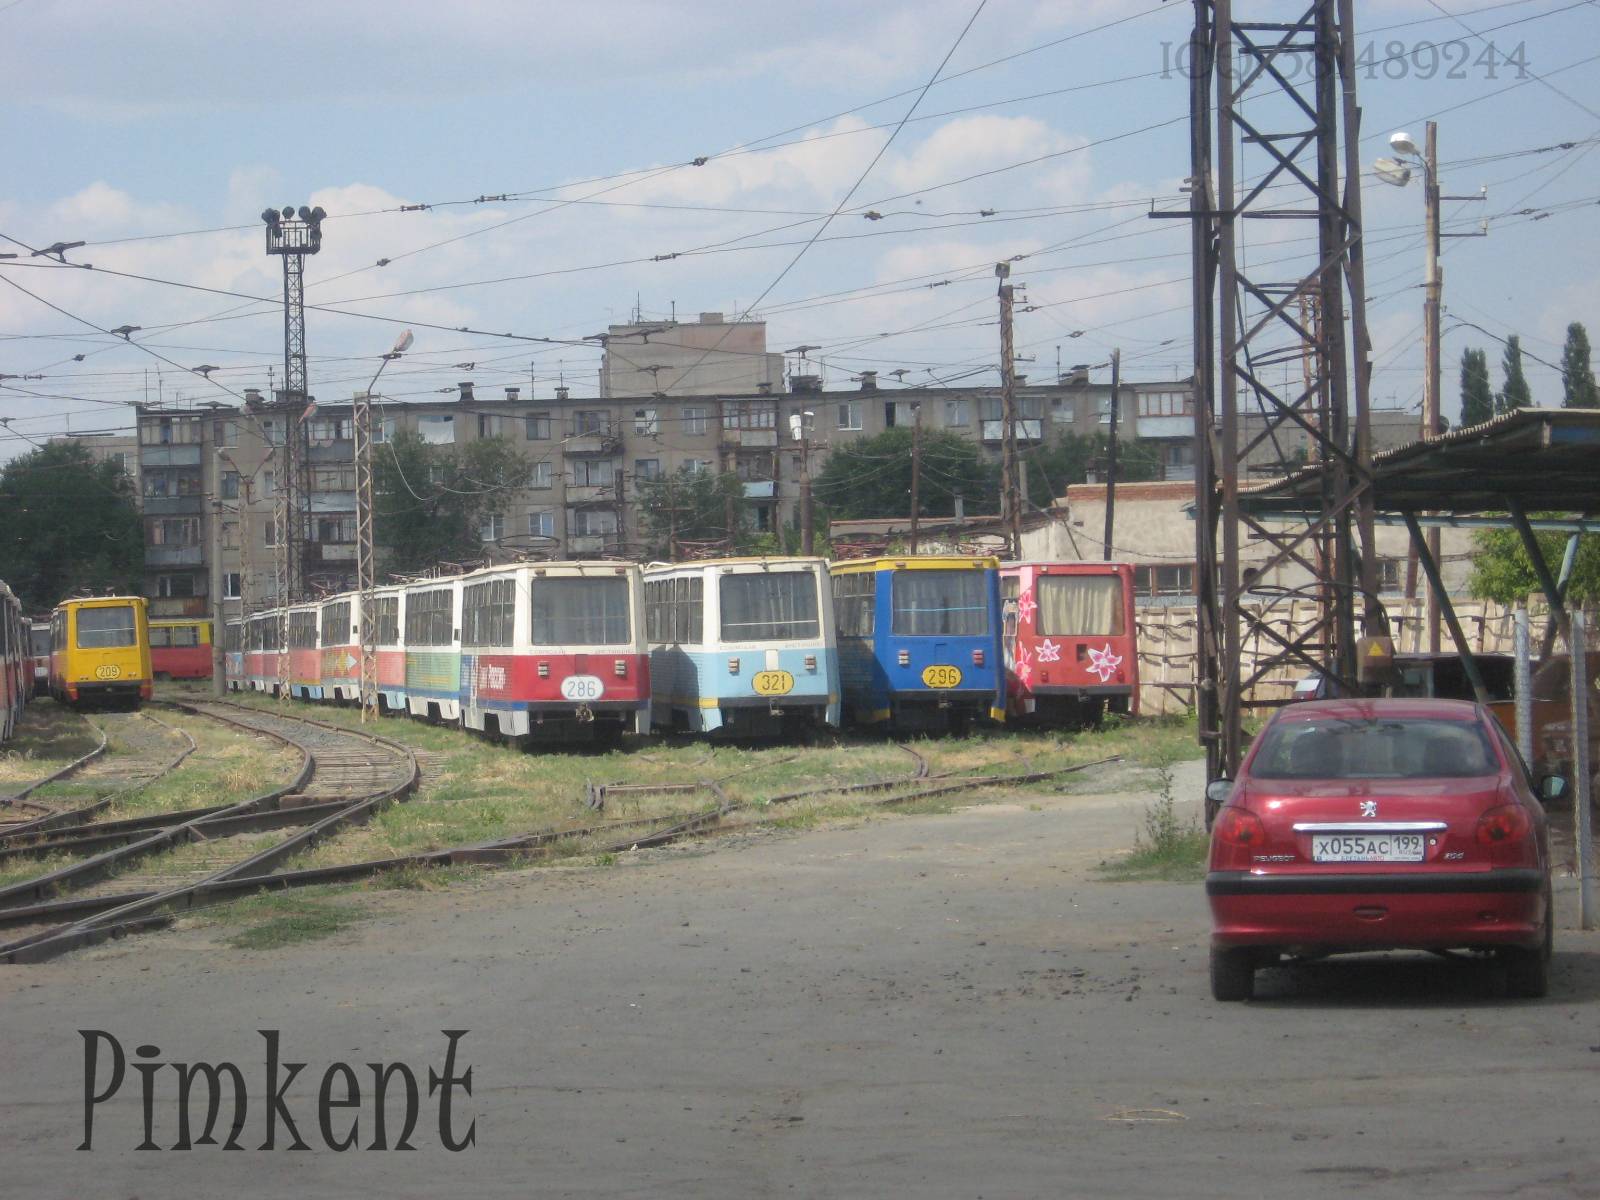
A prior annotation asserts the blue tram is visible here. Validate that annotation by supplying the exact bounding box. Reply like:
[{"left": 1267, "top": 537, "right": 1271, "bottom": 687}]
[
  {"left": 829, "top": 555, "right": 1006, "bottom": 732},
  {"left": 643, "top": 557, "right": 840, "bottom": 736}
]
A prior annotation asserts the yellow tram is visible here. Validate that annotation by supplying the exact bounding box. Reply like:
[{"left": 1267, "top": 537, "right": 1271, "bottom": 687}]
[{"left": 49, "top": 595, "right": 153, "bottom": 708}]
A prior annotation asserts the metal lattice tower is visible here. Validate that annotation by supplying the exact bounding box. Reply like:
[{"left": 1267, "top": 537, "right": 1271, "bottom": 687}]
[
  {"left": 273, "top": 492, "right": 291, "bottom": 702},
  {"left": 262, "top": 205, "right": 325, "bottom": 603},
  {"left": 353, "top": 389, "right": 378, "bottom": 722},
  {"left": 1175, "top": 0, "right": 1380, "bottom": 788}
]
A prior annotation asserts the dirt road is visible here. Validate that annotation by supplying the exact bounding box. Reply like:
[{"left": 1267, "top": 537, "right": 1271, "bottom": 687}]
[{"left": 3, "top": 761, "right": 1599, "bottom": 1198}]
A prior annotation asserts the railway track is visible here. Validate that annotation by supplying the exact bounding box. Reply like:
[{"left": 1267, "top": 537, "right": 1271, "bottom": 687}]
[{"left": 0, "top": 700, "right": 418, "bottom": 964}]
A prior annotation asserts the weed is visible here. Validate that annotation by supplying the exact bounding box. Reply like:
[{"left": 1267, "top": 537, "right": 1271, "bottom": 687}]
[
  {"left": 592, "top": 851, "right": 617, "bottom": 867},
  {"left": 1097, "top": 756, "right": 1210, "bottom": 882}
]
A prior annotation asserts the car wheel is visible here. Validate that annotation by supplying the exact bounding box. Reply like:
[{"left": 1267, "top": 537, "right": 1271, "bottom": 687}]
[
  {"left": 1210, "top": 945, "right": 1255, "bottom": 1001},
  {"left": 1504, "top": 899, "right": 1553, "bottom": 1000}
]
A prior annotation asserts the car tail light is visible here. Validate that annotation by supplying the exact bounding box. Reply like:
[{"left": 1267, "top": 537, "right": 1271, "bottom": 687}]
[
  {"left": 1476, "top": 806, "right": 1530, "bottom": 844},
  {"left": 728, "top": 657, "right": 740, "bottom": 674},
  {"left": 614, "top": 658, "right": 627, "bottom": 677},
  {"left": 538, "top": 661, "right": 550, "bottom": 678},
  {"left": 972, "top": 648, "right": 985, "bottom": 667},
  {"left": 804, "top": 654, "right": 817, "bottom": 671},
  {"left": 1214, "top": 807, "right": 1266, "bottom": 848},
  {"left": 897, "top": 649, "right": 910, "bottom": 667}
]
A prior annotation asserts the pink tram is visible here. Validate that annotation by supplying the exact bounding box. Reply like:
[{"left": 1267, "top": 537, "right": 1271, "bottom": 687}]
[{"left": 1000, "top": 562, "right": 1139, "bottom": 726}]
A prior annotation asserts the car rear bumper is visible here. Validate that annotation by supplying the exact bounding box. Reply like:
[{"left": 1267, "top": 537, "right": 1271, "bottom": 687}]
[{"left": 1207, "top": 868, "right": 1547, "bottom": 950}]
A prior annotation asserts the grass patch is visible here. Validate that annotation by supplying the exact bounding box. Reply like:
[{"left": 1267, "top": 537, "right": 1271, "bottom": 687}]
[
  {"left": 225, "top": 900, "right": 369, "bottom": 950},
  {"left": 1096, "top": 757, "right": 1210, "bottom": 882},
  {"left": 0, "top": 701, "right": 101, "bottom": 787}
]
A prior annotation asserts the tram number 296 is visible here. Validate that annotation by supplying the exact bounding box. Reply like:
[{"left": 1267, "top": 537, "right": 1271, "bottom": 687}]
[
  {"left": 921, "top": 665, "right": 962, "bottom": 689},
  {"left": 560, "top": 674, "right": 605, "bottom": 701}
]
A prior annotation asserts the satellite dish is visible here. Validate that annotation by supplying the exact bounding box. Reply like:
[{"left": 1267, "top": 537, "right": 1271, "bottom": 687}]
[{"left": 1373, "top": 157, "right": 1413, "bottom": 188}]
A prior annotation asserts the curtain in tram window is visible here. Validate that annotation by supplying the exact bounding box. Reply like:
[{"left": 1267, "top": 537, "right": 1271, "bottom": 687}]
[
  {"left": 890, "top": 571, "right": 988, "bottom": 636},
  {"left": 1036, "top": 576, "right": 1124, "bottom": 637},
  {"left": 532, "top": 578, "right": 629, "bottom": 645},
  {"left": 719, "top": 572, "right": 820, "bottom": 643}
]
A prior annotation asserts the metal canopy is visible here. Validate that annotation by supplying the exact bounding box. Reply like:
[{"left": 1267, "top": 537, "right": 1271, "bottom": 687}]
[{"left": 1237, "top": 409, "right": 1600, "bottom": 518}]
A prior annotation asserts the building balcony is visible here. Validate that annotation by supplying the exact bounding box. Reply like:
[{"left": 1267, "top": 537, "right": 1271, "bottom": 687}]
[
  {"left": 141, "top": 445, "right": 203, "bottom": 468},
  {"left": 980, "top": 419, "right": 1043, "bottom": 444},
  {"left": 721, "top": 428, "right": 777, "bottom": 449},
  {"left": 742, "top": 480, "right": 776, "bottom": 499},
  {"left": 565, "top": 428, "right": 621, "bottom": 455},
  {"left": 567, "top": 535, "right": 608, "bottom": 555},
  {"left": 309, "top": 491, "right": 355, "bottom": 513},
  {"left": 144, "top": 545, "right": 204, "bottom": 567},
  {"left": 565, "top": 484, "right": 617, "bottom": 505},
  {"left": 1136, "top": 415, "right": 1193, "bottom": 439},
  {"left": 142, "top": 495, "right": 204, "bottom": 516}
]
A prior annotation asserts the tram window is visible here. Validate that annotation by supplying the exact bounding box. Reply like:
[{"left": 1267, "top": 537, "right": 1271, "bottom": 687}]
[
  {"left": 322, "top": 602, "right": 353, "bottom": 643},
  {"left": 463, "top": 579, "right": 516, "bottom": 646},
  {"left": 405, "top": 589, "right": 454, "bottom": 647},
  {"left": 76, "top": 605, "right": 136, "bottom": 649},
  {"left": 289, "top": 612, "right": 319, "bottom": 649},
  {"left": 832, "top": 572, "right": 876, "bottom": 638},
  {"left": 31, "top": 627, "right": 50, "bottom": 657},
  {"left": 1036, "top": 576, "right": 1125, "bottom": 637},
  {"left": 532, "top": 577, "right": 628, "bottom": 645},
  {"left": 891, "top": 571, "right": 987, "bottom": 637},
  {"left": 372, "top": 597, "right": 400, "bottom": 646},
  {"left": 719, "top": 572, "right": 819, "bottom": 643},
  {"left": 150, "top": 626, "right": 171, "bottom": 648},
  {"left": 674, "top": 577, "right": 703, "bottom": 644}
]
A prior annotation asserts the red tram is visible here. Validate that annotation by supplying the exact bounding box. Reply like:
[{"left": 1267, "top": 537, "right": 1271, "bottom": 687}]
[
  {"left": 1001, "top": 562, "right": 1139, "bottom": 726},
  {"left": 149, "top": 618, "right": 213, "bottom": 680}
]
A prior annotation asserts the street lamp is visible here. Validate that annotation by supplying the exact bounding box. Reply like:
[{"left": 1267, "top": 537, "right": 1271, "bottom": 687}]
[{"left": 354, "top": 328, "right": 414, "bottom": 721}]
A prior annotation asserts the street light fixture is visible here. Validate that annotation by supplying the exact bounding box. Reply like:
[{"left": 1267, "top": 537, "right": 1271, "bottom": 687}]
[{"left": 354, "top": 328, "right": 413, "bottom": 722}]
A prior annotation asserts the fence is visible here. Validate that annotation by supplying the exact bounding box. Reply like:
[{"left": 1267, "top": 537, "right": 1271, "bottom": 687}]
[{"left": 1135, "top": 596, "right": 1591, "bottom": 716}]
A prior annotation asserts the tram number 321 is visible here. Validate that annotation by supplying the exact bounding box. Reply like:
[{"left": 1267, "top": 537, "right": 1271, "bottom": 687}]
[{"left": 560, "top": 675, "right": 605, "bottom": 701}]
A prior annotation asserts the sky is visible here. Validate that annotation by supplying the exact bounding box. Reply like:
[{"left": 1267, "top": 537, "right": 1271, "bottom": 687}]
[{"left": 0, "top": 0, "right": 1595, "bottom": 460}]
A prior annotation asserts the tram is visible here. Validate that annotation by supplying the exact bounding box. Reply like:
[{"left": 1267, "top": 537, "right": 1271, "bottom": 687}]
[
  {"left": 829, "top": 556, "right": 1005, "bottom": 732},
  {"left": 1000, "top": 562, "right": 1139, "bottom": 726},
  {"left": 149, "top": 617, "right": 213, "bottom": 680},
  {"left": 49, "top": 595, "right": 153, "bottom": 709},
  {"left": 644, "top": 557, "right": 838, "bottom": 736}
]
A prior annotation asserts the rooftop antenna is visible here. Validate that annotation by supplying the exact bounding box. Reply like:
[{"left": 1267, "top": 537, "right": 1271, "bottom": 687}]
[{"left": 670, "top": 299, "right": 676, "bottom": 322}]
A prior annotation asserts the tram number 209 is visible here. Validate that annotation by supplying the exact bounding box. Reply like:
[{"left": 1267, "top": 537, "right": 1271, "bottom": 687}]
[{"left": 921, "top": 665, "right": 962, "bottom": 689}]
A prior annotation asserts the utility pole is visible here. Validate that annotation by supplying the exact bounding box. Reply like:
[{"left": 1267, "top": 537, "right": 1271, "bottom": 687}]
[
  {"left": 909, "top": 400, "right": 923, "bottom": 553},
  {"left": 1421, "top": 120, "right": 1443, "bottom": 655},
  {"left": 354, "top": 389, "right": 378, "bottom": 722},
  {"left": 1103, "top": 349, "right": 1120, "bottom": 561},
  {"left": 791, "top": 408, "right": 815, "bottom": 555},
  {"left": 997, "top": 262, "right": 1021, "bottom": 560},
  {"left": 273, "top": 491, "right": 290, "bottom": 701},
  {"left": 209, "top": 495, "right": 226, "bottom": 697}
]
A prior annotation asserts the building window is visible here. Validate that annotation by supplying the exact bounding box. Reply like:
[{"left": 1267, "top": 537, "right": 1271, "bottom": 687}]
[
  {"left": 1377, "top": 558, "right": 1403, "bottom": 593},
  {"left": 260, "top": 418, "right": 286, "bottom": 446},
  {"left": 1133, "top": 563, "right": 1195, "bottom": 597},
  {"left": 634, "top": 458, "right": 661, "bottom": 482},
  {"left": 944, "top": 399, "right": 969, "bottom": 427},
  {"left": 221, "top": 471, "right": 240, "bottom": 500},
  {"left": 683, "top": 407, "right": 707, "bottom": 436},
  {"left": 148, "top": 518, "right": 200, "bottom": 545},
  {"left": 723, "top": 402, "right": 777, "bottom": 430},
  {"left": 530, "top": 461, "right": 553, "bottom": 489},
  {"left": 528, "top": 510, "right": 555, "bottom": 538},
  {"left": 574, "top": 410, "right": 609, "bottom": 436},
  {"left": 478, "top": 414, "right": 502, "bottom": 438},
  {"left": 223, "top": 572, "right": 242, "bottom": 600},
  {"left": 1137, "top": 391, "right": 1192, "bottom": 418},
  {"left": 572, "top": 459, "right": 614, "bottom": 487},
  {"left": 374, "top": 417, "right": 396, "bottom": 444},
  {"left": 264, "top": 519, "right": 276, "bottom": 547},
  {"left": 418, "top": 414, "right": 456, "bottom": 444},
  {"left": 480, "top": 513, "right": 505, "bottom": 542},
  {"left": 836, "top": 400, "right": 862, "bottom": 431},
  {"left": 308, "top": 416, "right": 353, "bottom": 442},
  {"left": 155, "top": 573, "right": 200, "bottom": 598},
  {"left": 262, "top": 469, "right": 275, "bottom": 496},
  {"left": 684, "top": 459, "right": 712, "bottom": 475},
  {"left": 214, "top": 419, "right": 236, "bottom": 447},
  {"left": 634, "top": 408, "right": 658, "bottom": 436},
  {"left": 313, "top": 516, "right": 355, "bottom": 543},
  {"left": 572, "top": 509, "right": 617, "bottom": 537},
  {"left": 525, "top": 412, "right": 552, "bottom": 440},
  {"left": 222, "top": 521, "right": 239, "bottom": 550}
]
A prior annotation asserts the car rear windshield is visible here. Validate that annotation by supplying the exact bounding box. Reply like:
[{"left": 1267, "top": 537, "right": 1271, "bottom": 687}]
[
  {"left": 891, "top": 570, "right": 988, "bottom": 636},
  {"left": 1249, "top": 716, "right": 1500, "bottom": 780},
  {"left": 75, "top": 605, "right": 136, "bottom": 649}
]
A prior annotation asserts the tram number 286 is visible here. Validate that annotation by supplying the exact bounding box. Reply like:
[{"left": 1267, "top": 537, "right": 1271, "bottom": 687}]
[{"left": 560, "top": 675, "right": 605, "bottom": 701}]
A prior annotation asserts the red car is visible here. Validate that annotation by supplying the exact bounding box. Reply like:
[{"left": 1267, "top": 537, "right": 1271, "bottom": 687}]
[{"left": 1206, "top": 698, "right": 1560, "bottom": 1001}]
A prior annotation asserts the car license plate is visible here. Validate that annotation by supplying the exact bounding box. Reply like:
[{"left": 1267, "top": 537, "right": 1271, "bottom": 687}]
[{"left": 1310, "top": 833, "right": 1426, "bottom": 863}]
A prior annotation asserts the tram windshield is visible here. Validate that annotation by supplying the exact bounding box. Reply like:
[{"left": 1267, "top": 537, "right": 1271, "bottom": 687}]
[
  {"left": 75, "top": 604, "right": 136, "bottom": 649},
  {"left": 30, "top": 626, "right": 49, "bottom": 656},
  {"left": 891, "top": 570, "right": 988, "bottom": 637},
  {"left": 1036, "top": 575, "right": 1125, "bottom": 637},
  {"left": 532, "top": 577, "right": 630, "bottom": 645},
  {"left": 719, "top": 571, "right": 820, "bottom": 643}
]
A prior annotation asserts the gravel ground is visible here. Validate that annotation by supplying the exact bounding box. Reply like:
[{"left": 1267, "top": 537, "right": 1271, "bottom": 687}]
[{"left": 3, "top": 760, "right": 1599, "bottom": 1199}]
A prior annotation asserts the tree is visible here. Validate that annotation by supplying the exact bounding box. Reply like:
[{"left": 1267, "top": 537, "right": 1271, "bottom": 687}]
[
  {"left": 1561, "top": 321, "right": 1598, "bottom": 408},
  {"left": 0, "top": 441, "right": 143, "bottom": 610},
  {"left": 813, "top": 427, "right": 998, "bottom": 522},
  {"left": 1495, "top": 334, "right": 1532, "bottom": 413},
  {"left": 1459, "top": 347, "right": 1494, "bottom": 427},
  {"left": 632, "top": 468, "right": 747, "bottom": 558},
  {"left": 1469, "top": 522, "right": 1599, "bottom": 605},
  {"left": 373, "top": 431, "right": 531, "bottom": 573},
  {"left": 1024, "top": 431, "right": 1161, "bottom": 507}
]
